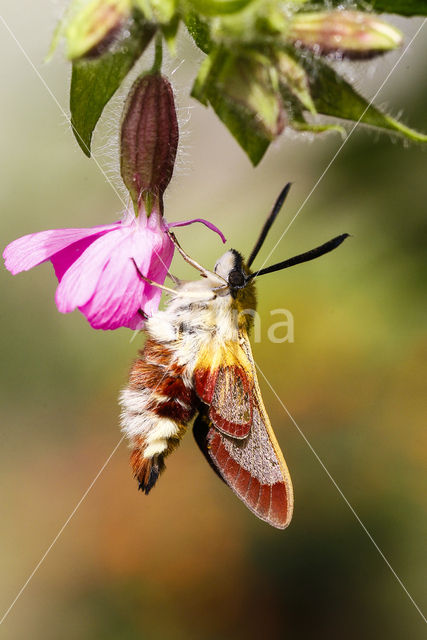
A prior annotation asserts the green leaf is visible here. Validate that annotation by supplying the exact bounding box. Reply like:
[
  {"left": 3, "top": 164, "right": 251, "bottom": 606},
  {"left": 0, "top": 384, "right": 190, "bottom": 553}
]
[
  {"left": 203, "top": 86, "right": 271, "bottom": 165},
  {"left": 192, "top": 47, "right": 285, "bottom": 165},
  {"left": 300, "top": 55, "right": 427, "bottom": 143},
  {"left": 191, "top": 54, "right": 213, "bottom": 104},
  {"left": 186, "top": 0, "right": 255, "bottom": 17},
  {"left": 315, "top": 0, "right": 427, "bottom": 16},
  {"left": 278, "top": 79, "right": 344, "bottom": 137},
  {"left": 369, "top": 0, "right": 427, "bottom": 15},
  {"left": 70, "top": 11, "right": 155, "bottom": 156},
  {"left": 183, "top": 10, "right": 212, "bottom": 53}
]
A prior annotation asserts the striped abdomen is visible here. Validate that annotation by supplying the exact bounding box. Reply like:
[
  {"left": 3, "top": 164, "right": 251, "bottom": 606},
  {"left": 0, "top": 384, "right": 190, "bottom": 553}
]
[{"left": 119, "top": 339, "right": 197, "bottom": 493}]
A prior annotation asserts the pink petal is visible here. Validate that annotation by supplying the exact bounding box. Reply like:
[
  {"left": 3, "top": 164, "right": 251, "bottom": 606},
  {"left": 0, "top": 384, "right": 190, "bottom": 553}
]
[
  {"left": 130, "top": 230, "right": 174, "bottom": 323},
  {"left": 3, "top": 224, "right": 121, "bottom": 275},
  {"left": 123, "top": 233, "right": 174, "bottom": 330},
  {"left": 55, "top": 227, "right": 126, "bottom": 313},
  {"left": 79, "top": 228, "right": 173, "bottom": 330},
  {"left": 79, "top": 246, "right": 147, "bottom": 330},
  {"left": 167, "top": 218, "right": 226, "bottom": 243},
  {"left": 126, "top": 312, "right": 146, "bottom": 331},
  {"left": 51, "top": 233, "right": 107, "bottom": 281},
  {"left": 143, "top": 238, "right": 174, "bottom": 317}
]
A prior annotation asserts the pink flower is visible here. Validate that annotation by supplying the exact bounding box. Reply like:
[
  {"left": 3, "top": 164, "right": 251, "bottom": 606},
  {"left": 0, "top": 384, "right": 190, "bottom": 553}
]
[{"left": 3, "top": 209, "right": 225, "bottom": 331}]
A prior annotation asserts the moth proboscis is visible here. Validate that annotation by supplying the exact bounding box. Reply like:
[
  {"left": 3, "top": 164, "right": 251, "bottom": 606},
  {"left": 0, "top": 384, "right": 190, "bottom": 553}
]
[{"left": 119, "top": 183, "right": 349, "bottom": 529}]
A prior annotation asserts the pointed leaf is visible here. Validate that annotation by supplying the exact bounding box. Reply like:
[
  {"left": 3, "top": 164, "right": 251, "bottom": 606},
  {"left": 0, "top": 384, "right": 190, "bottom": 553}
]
[
  {"left": 370, "top": 0, "right": 427, "bottom": 14},
  {"left": 203, "top": 87, "right": 271, "bottom": 165},
  {"left": 279, "top": 82, "right": 345, "bottom": 137},
  {"left": 300, "top": 55, "right": 427, "bottom": 143},
  {"left": 183, "top": 11, "right": 212, "bottom": 53},
  {"left": 70, "top": 11, "right": 155, "bottom": 156},
  {"left": 324, "top": 0, "right": 427, "bottom": 17}
]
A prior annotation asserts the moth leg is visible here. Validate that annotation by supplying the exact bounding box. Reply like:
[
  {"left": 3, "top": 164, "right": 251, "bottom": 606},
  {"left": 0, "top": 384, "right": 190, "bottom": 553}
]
[
  {"left": 211, "top": 284, "right": 229, "bottom": 292},
  {"left": 131, "top": 258, "right": 179, "bottom": 295},
  {"left": 166, "top": 271, "right": 181, "bottom": 285},
  {"left": 167, "top": 231, "right": 226, "bottom": 283},
  {"left": 132, "top": 259, "right": 217, "bottom": 300}
]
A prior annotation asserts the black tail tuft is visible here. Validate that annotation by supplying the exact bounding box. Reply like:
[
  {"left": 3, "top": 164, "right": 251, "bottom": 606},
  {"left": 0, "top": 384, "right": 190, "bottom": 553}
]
[{"left": 136, "top": 455, "right": 165, "bottom": 494}]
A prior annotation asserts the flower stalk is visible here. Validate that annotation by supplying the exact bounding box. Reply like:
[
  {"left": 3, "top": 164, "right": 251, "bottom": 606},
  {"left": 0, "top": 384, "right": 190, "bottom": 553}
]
[{"left": 152, "top": 31, "right": 163, "bottom": 73}]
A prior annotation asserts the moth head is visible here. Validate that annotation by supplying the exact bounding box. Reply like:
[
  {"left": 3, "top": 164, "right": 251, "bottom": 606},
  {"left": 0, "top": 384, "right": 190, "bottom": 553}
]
[{"left": 215, "top": 249, "right": 249, "bottom": 296}]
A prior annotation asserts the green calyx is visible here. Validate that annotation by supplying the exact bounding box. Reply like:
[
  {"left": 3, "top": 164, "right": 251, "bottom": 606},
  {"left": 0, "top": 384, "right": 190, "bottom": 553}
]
[{"left": 58, "top": 0, "right": 426, "bottom": 164}]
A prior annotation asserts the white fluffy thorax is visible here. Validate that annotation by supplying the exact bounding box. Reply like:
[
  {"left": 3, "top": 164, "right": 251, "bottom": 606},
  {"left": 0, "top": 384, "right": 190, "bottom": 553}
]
[{"left": 145, "top": 272, "right": 239, "bottom": 372}]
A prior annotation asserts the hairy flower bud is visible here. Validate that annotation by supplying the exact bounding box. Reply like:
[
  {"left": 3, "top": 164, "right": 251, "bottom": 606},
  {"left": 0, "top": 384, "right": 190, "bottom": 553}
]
[
  {"left": 120, "top": 72, "right": 179, "bottom": 212},
  {"left": 274, "top": 50, "right": 315, "bottom": 115},
  {"left": 288, "top": 11, "right": 403, "bottom": 59},
  {"left": 192, "top": 48, "right": 285, "bottom": 164},
  {"left": 216, "top": 51, "right": 285, "bottom": 137},
  {"left": 66, "top": 0, "right": 132, "bottom": 60}
]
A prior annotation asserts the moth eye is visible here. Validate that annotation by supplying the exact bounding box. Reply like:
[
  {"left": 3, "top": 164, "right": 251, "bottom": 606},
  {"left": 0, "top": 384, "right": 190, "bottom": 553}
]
[{"left": 228, "top": 270, "right": 245, "bottom": 288}]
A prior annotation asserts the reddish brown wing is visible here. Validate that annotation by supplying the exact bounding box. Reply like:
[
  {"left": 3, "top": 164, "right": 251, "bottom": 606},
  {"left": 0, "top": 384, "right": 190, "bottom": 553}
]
[
  {"left": 193, "top": 332, "right": 294, "bottom": 529},
  {"left": 194, "top": 346, "right": 252, "bottom": 439}
]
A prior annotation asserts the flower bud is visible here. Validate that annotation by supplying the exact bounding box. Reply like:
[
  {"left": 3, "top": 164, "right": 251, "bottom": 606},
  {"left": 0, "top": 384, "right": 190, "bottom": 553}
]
[
  {"left": 217, "top": 52, "right": 286, "bottom": 139},
  {"left": 66, "top": 0, "right": 132, "bottom": 60},
  {"left": 120, "top": 72, "right": 179, "bottom": 212},
  {"left": 274, "top": 50, "right": 315, "bottom": 115},
  {"left": 288, "top": 11, "right": 403, "bottom": 59}
]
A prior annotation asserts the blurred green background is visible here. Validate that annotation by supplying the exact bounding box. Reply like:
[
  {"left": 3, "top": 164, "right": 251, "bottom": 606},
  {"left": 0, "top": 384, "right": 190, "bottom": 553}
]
[{"left": 1, "top": 3, "right": 426, "bottom": 639}]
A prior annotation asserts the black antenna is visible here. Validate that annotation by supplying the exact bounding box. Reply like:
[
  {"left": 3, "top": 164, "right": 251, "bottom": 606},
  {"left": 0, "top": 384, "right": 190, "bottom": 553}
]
[
  {"left": 247, "top": 234, "right": 349, "bottom": 280},
  {"left": 247, "top": 182, "right": 292, "bottom": 268}
]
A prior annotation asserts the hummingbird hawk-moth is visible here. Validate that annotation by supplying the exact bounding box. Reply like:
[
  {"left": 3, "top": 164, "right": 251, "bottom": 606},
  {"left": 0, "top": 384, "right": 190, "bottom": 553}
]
[{"left": 119, "top": 184, "right": 348, "bottom": 529}]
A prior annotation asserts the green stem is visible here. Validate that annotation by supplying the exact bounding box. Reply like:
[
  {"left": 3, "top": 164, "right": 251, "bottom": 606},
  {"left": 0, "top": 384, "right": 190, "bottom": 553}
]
[{"left": 152, "top": 32, "right": 163, "bottom": 73}]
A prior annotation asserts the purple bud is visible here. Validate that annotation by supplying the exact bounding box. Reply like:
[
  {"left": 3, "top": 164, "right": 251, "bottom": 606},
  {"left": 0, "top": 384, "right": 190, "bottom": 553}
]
[{"left": 120, "top": 72, "right": 179, "bottom": 212}]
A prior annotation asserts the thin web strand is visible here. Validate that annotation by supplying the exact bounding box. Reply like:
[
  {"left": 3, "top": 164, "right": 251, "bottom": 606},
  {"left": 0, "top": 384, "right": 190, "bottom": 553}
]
[
  {"left": 255, "top": 361, "right": 427, "bottom": 625},
  {"left": 0, "top": 366, "right": 171, "bottom": 626}
]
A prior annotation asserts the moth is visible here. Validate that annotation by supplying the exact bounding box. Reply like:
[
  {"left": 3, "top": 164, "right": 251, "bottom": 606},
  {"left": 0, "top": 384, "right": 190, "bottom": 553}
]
[{"left": 119, "top": 184, "right": 348, "bottom": 529}]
